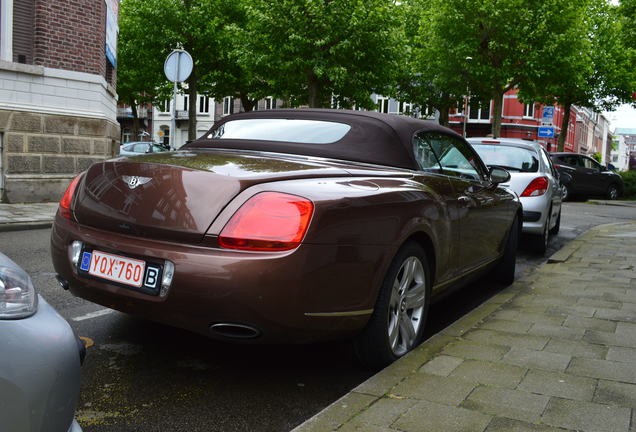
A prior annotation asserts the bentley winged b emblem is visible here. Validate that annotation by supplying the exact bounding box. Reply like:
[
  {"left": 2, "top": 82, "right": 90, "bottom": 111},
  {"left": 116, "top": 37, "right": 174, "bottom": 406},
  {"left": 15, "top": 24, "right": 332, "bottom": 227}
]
[{"left": 122, "top": 175, "right": 152, "bottom": 190}]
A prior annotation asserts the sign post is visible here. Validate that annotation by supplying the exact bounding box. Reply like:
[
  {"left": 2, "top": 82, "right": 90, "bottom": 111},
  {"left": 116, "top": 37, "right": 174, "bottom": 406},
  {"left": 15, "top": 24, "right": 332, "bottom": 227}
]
[{"left": 163, "top": 50, "right": 193, "bottom": 150}]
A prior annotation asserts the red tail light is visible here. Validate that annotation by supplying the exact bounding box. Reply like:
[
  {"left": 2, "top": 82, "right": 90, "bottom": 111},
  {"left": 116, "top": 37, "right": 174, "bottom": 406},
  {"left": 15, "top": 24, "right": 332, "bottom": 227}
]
[
  {"left": 59, "top": 174, "right": 83, "bottom": 219},
  {"left": 219, "top": 192, "right": 314, "bottom": 251},
  {"left": 520, "top": 176, "right": 549, "bottom": 197}
]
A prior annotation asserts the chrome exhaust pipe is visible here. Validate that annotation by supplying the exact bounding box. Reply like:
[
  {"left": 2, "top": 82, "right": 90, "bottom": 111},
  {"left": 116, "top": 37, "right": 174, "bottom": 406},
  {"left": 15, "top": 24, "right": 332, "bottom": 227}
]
[
  {"left": 209, "top": 323, "right": 261, "bottom": 339},
  {"left": 55, "top": 275, "right": 69, "bottom": 290}
]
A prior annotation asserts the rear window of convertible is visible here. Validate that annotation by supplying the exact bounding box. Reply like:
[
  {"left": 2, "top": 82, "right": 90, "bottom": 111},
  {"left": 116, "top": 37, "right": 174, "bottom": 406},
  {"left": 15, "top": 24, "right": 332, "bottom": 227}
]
[{"left": 207, "top": 119, "right": 352, "bottom": 144}]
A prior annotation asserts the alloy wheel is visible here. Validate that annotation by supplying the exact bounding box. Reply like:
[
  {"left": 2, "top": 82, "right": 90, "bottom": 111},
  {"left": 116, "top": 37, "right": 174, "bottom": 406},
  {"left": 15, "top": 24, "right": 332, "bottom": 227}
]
[
  {"left": 608, "top": 185, "right": 618, "bottom": 200},
  {"left": 387, "top": 256, "right": 426, "bottom": 356},
  {"left": 561, "top": 185, "right": 569, "bottom": 201}
]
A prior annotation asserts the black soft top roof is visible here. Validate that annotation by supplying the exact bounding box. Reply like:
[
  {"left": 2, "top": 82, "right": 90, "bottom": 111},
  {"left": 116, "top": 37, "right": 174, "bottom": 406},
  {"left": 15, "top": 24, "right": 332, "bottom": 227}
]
[{"left": 185, "top": 108, "right": 460, "bottom": 170}]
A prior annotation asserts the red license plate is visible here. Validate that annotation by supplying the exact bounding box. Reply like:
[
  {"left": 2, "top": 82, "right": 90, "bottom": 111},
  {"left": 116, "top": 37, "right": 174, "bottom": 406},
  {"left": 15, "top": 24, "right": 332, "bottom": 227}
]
[{"left": 88, "top": 250, "right": 146, "bottom": 288}]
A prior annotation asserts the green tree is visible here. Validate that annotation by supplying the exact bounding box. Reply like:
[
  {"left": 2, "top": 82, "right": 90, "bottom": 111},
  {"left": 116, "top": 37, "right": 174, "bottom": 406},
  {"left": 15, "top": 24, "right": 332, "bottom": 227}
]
[
  {"left": 522, "top": 0, "right": 635, "bottom": 150},
  {"left": 241, "top": 0, "right": 405, "bottom": 108},
  {"left": 415, "top": 0, "right": 583, "bottom": 137},
  {"left": 118, "top": 0, "right": 243, "bottom": 143},
  {"left": 392, "top": 0, "right": 466, "bottom": 126}
]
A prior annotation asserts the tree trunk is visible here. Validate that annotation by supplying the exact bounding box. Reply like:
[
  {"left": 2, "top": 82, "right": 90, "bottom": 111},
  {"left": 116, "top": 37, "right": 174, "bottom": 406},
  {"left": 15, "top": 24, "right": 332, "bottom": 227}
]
[
  {"left": 307, "top": 70, "right": 321, "bottom": 108},
  {"left": 130, "top": 102, "right": 140, "bottom": 141},
  {"left": 558, "top": 103, "right": 571, "bottom": 152},
  {"left": 438, "top": 106, "right": 450, "bottom": 127},
  {"left": 240, "top": 94, "right": 256, "bottom": 112},
  {"left": 491, "top": 90, "right": 504, "bottom": 138},
  {"left": 187, "top": 67, "right": 197, "bottom": 142}
]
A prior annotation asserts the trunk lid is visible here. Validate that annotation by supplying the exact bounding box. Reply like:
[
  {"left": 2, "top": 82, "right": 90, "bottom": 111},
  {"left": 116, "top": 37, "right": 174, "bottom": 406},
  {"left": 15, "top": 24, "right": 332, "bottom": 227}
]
[{"left": 73, "top": 150, "right": 354, "bottom": 242}]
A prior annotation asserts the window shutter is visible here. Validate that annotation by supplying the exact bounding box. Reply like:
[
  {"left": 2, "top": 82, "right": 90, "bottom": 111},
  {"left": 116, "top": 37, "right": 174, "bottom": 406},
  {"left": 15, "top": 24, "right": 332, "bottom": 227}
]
[{"left": 12, "top": 0, "right": 34, "bottom": 64}]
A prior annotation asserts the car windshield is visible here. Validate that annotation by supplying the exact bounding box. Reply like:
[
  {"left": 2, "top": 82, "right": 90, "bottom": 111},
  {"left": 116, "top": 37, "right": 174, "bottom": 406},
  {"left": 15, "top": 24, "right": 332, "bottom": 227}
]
[
  {"left": 472, "top": 144, "right": 539, "bottom": 172},
  {"left": 207, "top": 119, "right": 351, "bottom": 144}
]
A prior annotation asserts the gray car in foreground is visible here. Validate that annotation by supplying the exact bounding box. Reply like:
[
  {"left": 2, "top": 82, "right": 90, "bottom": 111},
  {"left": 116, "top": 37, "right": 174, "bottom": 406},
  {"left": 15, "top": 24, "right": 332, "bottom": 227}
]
[
  {"left": 468, "top": 138, "right": 562, "bottom": 254},
  {"left": 0, "top": 252, "right": 84, "bottom": 432}
]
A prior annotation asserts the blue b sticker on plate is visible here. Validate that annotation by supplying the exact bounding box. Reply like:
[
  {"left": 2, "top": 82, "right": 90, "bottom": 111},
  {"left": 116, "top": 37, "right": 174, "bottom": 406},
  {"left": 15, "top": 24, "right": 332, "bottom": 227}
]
[{"left": 80, "top": 252, "right": 92, "bottom": 271}]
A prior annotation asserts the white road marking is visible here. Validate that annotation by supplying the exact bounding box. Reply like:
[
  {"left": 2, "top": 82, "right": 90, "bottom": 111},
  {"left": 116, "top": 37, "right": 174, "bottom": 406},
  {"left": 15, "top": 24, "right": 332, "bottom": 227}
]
[{"left": 72, "top": 308, "right": 115, "bottom": 322}]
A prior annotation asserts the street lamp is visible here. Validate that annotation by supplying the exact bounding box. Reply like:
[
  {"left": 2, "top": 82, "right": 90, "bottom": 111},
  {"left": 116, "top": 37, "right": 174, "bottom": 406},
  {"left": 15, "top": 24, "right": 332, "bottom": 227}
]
[{"left": 463, "top": 57, "right": 473, "bottom": 138}]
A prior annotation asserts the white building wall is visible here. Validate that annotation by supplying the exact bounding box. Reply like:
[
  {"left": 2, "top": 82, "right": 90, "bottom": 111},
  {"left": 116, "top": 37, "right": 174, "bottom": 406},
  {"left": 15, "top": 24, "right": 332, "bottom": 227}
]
[
  {"left": 152, "top": 93, "right": 215, "bottom": 149},
  {"left": 0, "top": 61, "right": 117, "bottom": 122}
]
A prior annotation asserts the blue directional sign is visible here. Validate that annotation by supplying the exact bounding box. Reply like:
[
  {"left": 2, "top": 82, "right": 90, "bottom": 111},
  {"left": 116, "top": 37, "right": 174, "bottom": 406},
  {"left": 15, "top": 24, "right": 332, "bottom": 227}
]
[
  {"left": 542, "top": 107, "right": 555, "bottom": 123},
  {"left": 538, "top": 126, "right": 555, "bottom": 138}
]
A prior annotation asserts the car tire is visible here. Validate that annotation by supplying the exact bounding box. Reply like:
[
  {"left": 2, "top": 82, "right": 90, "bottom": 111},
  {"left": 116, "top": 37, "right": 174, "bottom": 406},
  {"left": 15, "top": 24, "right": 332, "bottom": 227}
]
[
  {"left": 491, "top": 216, "right": 518, "bottom": 285},
  {"left": 549, "top": 209, "right": 561, "bottom": 235},
  {"left": 606, "top": 184, "right": 619, "bottom": 200},
  {"left": 561, "top": 184, "right": 570, "bottom": 202},
  {"left": 353, "top": 241, "right": 431, "bottom": 369}
]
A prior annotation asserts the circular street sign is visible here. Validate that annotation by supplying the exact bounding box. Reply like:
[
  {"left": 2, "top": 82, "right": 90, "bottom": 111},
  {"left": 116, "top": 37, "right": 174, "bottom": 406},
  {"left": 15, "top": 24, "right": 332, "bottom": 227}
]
[{"left": 164, "top": 50, "right": 193, "bottom": 83}]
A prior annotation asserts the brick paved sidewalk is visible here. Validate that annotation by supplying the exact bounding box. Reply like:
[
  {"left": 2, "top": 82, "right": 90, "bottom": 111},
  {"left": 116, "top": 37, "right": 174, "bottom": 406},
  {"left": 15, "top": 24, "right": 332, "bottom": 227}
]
[
  {"left": 0, "top": 202, "right": 58, "bottom": 232},
  {"left": 294, "top": 222, "right": 636, "bottom": 432}
]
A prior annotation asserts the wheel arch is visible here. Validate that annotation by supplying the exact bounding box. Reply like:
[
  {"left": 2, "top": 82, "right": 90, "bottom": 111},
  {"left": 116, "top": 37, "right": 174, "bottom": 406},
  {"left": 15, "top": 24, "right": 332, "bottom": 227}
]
[{"left": 402, "top": 231, "right": 437, "bottom": 287}]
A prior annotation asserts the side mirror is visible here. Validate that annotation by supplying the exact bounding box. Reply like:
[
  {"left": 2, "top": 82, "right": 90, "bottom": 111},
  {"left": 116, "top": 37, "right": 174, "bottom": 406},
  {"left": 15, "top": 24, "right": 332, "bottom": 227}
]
[
  {"left": 600, "top": 165, "right": 607, "bottom": 171},
  {"left": 489, "top": 167, "right": 510, "bottom": 185}
]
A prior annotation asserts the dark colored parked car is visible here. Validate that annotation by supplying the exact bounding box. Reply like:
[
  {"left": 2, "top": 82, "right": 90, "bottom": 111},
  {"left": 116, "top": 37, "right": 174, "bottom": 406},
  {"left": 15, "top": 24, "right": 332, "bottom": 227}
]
[
  {"left": 551, "top": 152, "right": 623, "bottom": 200},
  {"left": 51, "top": 109, "right": 520, "bottom": 367}
]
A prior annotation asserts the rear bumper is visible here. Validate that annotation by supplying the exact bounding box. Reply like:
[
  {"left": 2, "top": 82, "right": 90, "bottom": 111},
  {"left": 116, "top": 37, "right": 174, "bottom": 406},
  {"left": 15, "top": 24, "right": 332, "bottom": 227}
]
[
  {"left": 51, "top": 215, "right": 391, "bottom": 343},
  {"left": 519, "top": 195, "right": 551, "bottom": 235}
]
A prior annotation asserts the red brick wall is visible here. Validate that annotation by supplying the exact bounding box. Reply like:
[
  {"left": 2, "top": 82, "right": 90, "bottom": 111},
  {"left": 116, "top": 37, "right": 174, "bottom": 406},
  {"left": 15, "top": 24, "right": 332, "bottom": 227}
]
[{"left": 33, "top": 0, "right": 107, "bottom": 79}]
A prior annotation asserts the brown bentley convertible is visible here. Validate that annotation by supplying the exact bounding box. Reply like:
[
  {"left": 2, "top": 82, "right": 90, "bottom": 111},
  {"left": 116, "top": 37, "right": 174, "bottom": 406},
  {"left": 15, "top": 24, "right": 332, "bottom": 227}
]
[{"left": 51, "top": 109, "right": 521, "bottom": 367}]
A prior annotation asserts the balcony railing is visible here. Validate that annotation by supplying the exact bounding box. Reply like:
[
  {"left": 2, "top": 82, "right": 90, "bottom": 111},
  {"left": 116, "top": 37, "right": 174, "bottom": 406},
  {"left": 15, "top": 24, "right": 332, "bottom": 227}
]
[{"left": 117, "top": 107, "right": 150, "bottom": 119}]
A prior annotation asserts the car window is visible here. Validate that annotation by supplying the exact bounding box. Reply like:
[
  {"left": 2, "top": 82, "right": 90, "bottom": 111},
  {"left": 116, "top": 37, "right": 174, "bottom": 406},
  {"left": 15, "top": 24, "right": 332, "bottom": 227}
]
[
  {"left": 208, "top": 119, "right": 351, "bottom": 144},
  {"left": 152, "top": 144, "right": 166, "bottom": 152},
  {"left": 121, "top": 144, "right": 133, "bottom": 152},
  {"left": 423, "top": 133, "right": 484, "bottom": 181},
  {"left": 472, "top": 144, "right": 539, "bottom": 172},
  {"left": 561, "top": 155, "right": 583, "bottom": 167},
  {"left": 582, "top": 157, "right": 600, "bottom": 170},
  {"left": 412, "top": 134, "right": 442, "bottom": 172},
  {"left": 540, "top": 148, "right": 558, "bottom": 177}
]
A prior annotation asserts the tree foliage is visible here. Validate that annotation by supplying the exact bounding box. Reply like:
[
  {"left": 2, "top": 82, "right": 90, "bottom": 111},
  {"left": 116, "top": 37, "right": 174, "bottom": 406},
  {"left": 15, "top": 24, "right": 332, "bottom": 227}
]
[
  {"left": 411, "top": 0, "right": 584, "bottom": 137},
  {"left": 240, "top": 0, "right": 405, "bottom": 108},
  {"left": 118, "top": 0, "right": 245, "bottom": 142},
  {"left": 393, "top": 0, "right": 466, "bottom": 126},
  {"left": 521, "top": 0, "right": 635, "bottom": 150}
]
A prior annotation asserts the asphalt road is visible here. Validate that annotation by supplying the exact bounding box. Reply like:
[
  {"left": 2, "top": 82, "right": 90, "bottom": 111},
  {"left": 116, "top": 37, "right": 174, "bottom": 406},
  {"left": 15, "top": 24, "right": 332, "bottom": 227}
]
[{"left": 1, "top": 202, "right": 635, "bottom": 431}]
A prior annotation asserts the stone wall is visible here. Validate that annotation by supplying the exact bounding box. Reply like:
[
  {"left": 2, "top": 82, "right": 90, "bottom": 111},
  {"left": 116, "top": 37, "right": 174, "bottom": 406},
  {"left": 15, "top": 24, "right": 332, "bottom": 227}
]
[{"left": 0, "top": 110, "right": 119, "bottom": 203}]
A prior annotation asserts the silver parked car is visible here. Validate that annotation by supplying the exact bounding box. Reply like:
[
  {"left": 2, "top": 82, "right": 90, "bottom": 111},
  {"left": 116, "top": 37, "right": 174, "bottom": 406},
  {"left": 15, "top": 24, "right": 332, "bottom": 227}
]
[
  {"left": 468, "top": 138, "right": 562, "bottom": 254},
  {"left": 0, "top": 252, "right": 84, "bottom": 432},
  {"left": 118, "top": 141, "right": 168, "bottom": 157}
]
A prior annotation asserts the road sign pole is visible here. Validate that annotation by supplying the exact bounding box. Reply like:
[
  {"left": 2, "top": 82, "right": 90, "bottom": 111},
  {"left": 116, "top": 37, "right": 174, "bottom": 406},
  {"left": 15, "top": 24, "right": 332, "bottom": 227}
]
[
  {"left": 164, "top": 49, "right": 193, "bottom": 151},
  {"left": 170, "top": 56, "right": 180, "bottom": 151}
]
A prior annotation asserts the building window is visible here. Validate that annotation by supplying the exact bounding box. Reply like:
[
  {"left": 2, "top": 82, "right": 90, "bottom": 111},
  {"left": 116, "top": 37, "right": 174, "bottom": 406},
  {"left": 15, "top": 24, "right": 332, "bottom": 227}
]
[
  {"left": 183, "top": 95, "right": 189, "bottom": 111},
  {"left": 159, "top": 100, "right": 171, "bottom": 113},
  {"left": 331, "top": 95, "right": 340, "bottom": 109},
  {"left": 523, "top": 103, "right": 535, "bottom": 118},
  {"left": 376, "top": 97, "right": 389, "bottom": 114},
  {"left": 223, "top": 96, "right": 234, "bottom": 115},
  {"left": 265, "top": 97, "right": 276, "bottom": 110},
  {"left": 469, "top": 103, "right": 490, "bottom": 121},
  {"left": 159, "top": 126, "right": 170, "bottom": 147},
  {"left": 455, "top": 100, "right": 464, "bottom": 115},
  {"left": 398, "top": 102, "right": 412, "bottom": 115},
  {"left": 198, "top": 95, "right": 210, "bottom": 114},
  {"left": 122, "top": 128, "right": 132, "bottom": 143}
]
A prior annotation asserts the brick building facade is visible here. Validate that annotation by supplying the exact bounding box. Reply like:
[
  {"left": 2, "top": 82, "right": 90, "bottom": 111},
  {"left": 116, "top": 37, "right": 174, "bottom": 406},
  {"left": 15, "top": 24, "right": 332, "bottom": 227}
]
[
  {"left": 447, "top": 88, "right": 578, "bottom": 152},
  {"left": 0, "top": 0, "right": 119, "bottom": 203}
]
